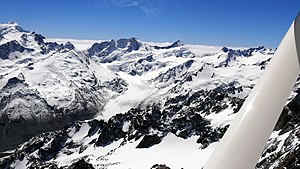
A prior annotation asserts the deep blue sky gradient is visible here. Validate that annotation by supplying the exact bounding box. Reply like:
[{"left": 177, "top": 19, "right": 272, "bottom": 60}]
[{"left": 1, "top": 0, "right": 299, "bottom": 47}]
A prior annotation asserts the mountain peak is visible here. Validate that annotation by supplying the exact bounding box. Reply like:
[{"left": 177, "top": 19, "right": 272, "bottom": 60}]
[
  {"left": 172, "top": 40, "right": 184, "bottom": 47},
  {"left": 0, "top": 21, "right": 19, "bottom": 28},
  {"left": 7, "top": 21, "right": 18, "bottom": 25},
  {"left": 0, "top": 21, "right": 28, "bottom": 34},
  {"left": 152, "top": 40, "right": 184, "bottom": 50}
]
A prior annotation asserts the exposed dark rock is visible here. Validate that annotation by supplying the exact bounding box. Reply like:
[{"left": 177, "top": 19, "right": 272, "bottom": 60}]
[
  {"left": 154, "top": 60, "right": 194, "bottom": 84},
  {"left": 153, "top": 40, "right": 184, "bottom": 50},
  {"left": 136, "top": 134, "right": 164, "bottom": 148},
  {"left": 45, "top": 42, "right": 61, "bottom": 50},
  {"left": 1, "top": 76, "right": 25, "bottom": 90},
  {"left": 95, "top": 113, "right": 129, "bottom": 147},
  {"left": 219, "top": 46, "right": 267, "bottom": 67},
  {"left": 68, "top": 159, "right": 95, "bottom": 169},
  {"left": 64, "top": 41, "right": 75, "bottom": 50},
  {"left": 116, "top": 38, "right": 129, "bottom": 48},
  {"left": 87, "top": 120, "right": 106, "bottom": 137},
  {"left": 33, "top": 33, "right": 45, "bottom": 45},
  {"left": 116, "top": 37, "right": 141, "bottom": 52},
  {"left": 137, "top": 54, "right": 154, "bottom": 63},
  {"left": 38, "top": 131, "right": 68, "bottom": 161},
  {"left": 222, "top": 46, "right": 265, "bottom": 57},
  {"left": 87, "top": 40, "right": 116, "bottom": 58},
  {"left": 151, "top": 164, "right": 171, "bottom": 169},
  {"left": 221, "top": 47, "right": 229, "bottom": 52},
  {"left": 42, "top": 41, "right": 74, "bottom": 54},
  {"left": 26, "top": 162, "right": 60, "bottom": 169},
  {"left": 254, "top": 58, "right": 271, "bottom": 70},
  {"left": 101, "top": 78, "right": 128, "bottom": 93},
  {"left": 87, "top": 38, "right": 142, "bottom": 63},
  {"left": 0, "top": 40, "right": 34, "bottom": 60},
  {"left": 145, "top": 55, "right": 154, "bottom": 62},
  {"left": 126, "top": 37, "right": 141, "bottom": 52},
  {"left": 275, "top": 93, "right": 300, "bottom": 134}
]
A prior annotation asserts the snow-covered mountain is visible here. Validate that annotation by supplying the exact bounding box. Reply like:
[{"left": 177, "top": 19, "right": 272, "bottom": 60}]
[
  {"left": 0, "top": 22, "right": 126, "bottom": 151},
  {"left": 0, "top": 22, "right": 298, "bottom": 169}
]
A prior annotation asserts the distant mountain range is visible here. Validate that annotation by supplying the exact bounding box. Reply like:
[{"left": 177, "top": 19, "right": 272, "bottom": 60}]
[{"left": 0, "top": 22, "right": 299, "bottom": 169}]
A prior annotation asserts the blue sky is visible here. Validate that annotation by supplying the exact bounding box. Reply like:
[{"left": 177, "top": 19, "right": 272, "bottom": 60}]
[{"left": 0, "top": 0, "right": 299, "bottom": 47}]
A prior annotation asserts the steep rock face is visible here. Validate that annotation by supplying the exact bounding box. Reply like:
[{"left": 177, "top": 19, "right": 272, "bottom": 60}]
[
  {"left": 87, "top": 40, "right": 117, "bottom": 58},
  {"left": 153, "top": 40, "right": 183, "bottom": 50},
  {"left": 117, "top": 38, "right": 141, "bottom": 52},
  {"left": 87, "top": 38, "right": 142, "bottom": 63},
  {"left": 0, "top": 75, "right": 57, "bottom": 151},
  {"left": 0, "top": 40, "right": 34, "bottom": 59}
]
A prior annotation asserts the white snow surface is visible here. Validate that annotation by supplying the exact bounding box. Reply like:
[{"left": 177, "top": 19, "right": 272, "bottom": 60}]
[
  {"left": 11, "top": 157, "right": 28, "bottom": 169},
  {"left": 100, "top": 72, "right": 156, "bottom": 120},
  {"left": 53, "top": 131, "right": 218, "bottom": 169}
]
